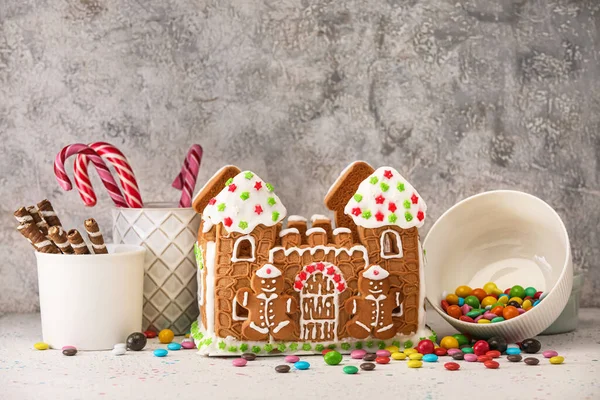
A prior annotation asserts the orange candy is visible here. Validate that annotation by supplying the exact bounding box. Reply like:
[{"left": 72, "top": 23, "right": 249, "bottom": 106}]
[
  {"left": 503, "top": 305, "right": 519, "bottom": 320},
  {"left": 447, "top": 305, "right": 462, "bottom": 319},
  {"left": 455, "top": 286, "right": 472, "bottom": 298},
  {"left": 471, "top": 288, "right": 487, "bottom": 302},
  {"left": 446, "top": 294, "right": 460, "bottom": 305},
  {"left": 491, "top": 306, "right": 504, "bottom": 316}
]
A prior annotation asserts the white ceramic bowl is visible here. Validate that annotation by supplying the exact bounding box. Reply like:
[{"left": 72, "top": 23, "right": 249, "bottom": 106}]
[{"left": 424, "top": 190, "right": 572, "bottom": 342}]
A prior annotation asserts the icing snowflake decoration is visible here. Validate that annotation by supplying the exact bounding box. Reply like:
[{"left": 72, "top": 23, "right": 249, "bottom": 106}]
[
  {"left": 344, "top": 167, "right": 427, "bottom": 229},
  {"left": 202, "top": 171, "right": 287, "bottom": 234}
]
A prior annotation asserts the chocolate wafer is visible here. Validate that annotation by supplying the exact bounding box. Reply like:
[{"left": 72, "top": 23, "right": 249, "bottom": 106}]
[
  {"left": 37, "top": 199, "right": 62, "bottom": 228},
  {"left": 14, "top": 207, "right": 34, "bottom": 225},
  {"left": 67, "top": 229, "right": 90, "bottom": 255},
  {"left": 19, "top": 222, "right": 60, "bottom": 253},
  {"left": 17, "top": 223, "right": 37, "bottom": 249},
  {"left": 84, "top": 218, "right": 108, "bottom": 254},
  {"left": 47, "top": 226, "right": 74, "bottom": 254},
  {"left": 26, "top": 205, "right": 49, "bottom": 235}
]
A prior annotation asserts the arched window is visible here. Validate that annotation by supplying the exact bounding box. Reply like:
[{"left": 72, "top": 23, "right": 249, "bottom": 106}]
[
  {"left": 380, "top": 229, "right": 403, "bottom": 259},
  {"left": 231, "top": 235, "right": 256, "bottom": 262}
]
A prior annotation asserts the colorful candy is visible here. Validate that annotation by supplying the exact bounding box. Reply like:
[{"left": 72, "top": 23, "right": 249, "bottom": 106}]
[
  {"left": 520, "top": 338, "right": 541, "bottom": 354},
  {"left": 543, "top": 350, "right": 559, "bottom": 358},
  {"left": 440, "top": 336, "right": 460, "bottom": 350},
  {"left": 473, "top": 340, "right": 490, "bottom": 356},
  {"left": 62, "top": 348, "right": 77, "bottom": 356},
  {"left": 351, "top": 349, "right": 367, "bottom": 359},
  {"left": 360, "top": 362, "right": 376, "bottom": 371},
  {"left": 181, "top": 341, "right": 196, "bottom": 349},
  {"left": 417, "top": 339, "right": 435, "bottom": 354},
  {"left": 343, "top": 365, "right": 359, "bottom": 374},
  {"left": 464, "top": 354, "right": 478, "bottom": 362},
  {"left": 285, "top": 355, "right": 300, "bottom": 363},
  {"left": 453, "top": 334, "right": 469, "bottom": 346},
  {"left": 153, "top": 349, "right": 168, "bottom": 357},
  {"left": 376, "top": 349, "right": 391, "bottom": 357},
  {"left": 324, "top": 351, "right": 343, "bottom": 365},
  {"left": 464, "top": 296, "right": 480, "bottom": 308},
  {"left": 507, "top": 354, "right": 522, "bottom": 362},
  {"left": 434, "top": 347, "right": 448, "bottom": 356},
  {"left": 232, "top": 358, "right": 247, "bottom": 367},
  {"left": 407, "top": 360, "right": 423, "bottom": 368},
  {"left": 484, "top": 360, "right": 500, "bottom": 369},
  {"left": 385, "top": 345, "right": 399, "bottom": 353},
  {"left": 524, "top": 357, "right": 539, "bottom": 365},
  {"left": 376, "top": 356, "right": 391, "bottom": 364},
  {"left": 446, "top": 305, "right": 462, "bottom": 319},
  {"left": 444, "top": 362, "right": 460, "bottom": 370},
  {"left": 422, "top": 354, "right": 438, "bottom": 362},
  {"left": 451, "top": 352, "right": 464, "bottom": 361},
  {"left": 549, "top": 356, "right": 564, "bottom": 365},
  {"left": 363, "top": 353, "right": 377, "bottom": 361},
  {"left": 294, "top": 361, "right": 310, "bottom": 370},
  {"left": 158, "top": 329, "right": 174, "bottom": 344},
  {"left": 391, "top": 352, "right": 407, "bottom": 360},
  {"left": 506, "top": 347, "right": 521, "bottom": 355},
  {"left": 167, "top": 343, "right": 182, "bottom": 351},
  {"left": 143, "top": 330, "right": 157, "bottom": 338},
  {"left": 126, "top": 332, "right": 147, "bottom": 351},
  {"left": 34, "top": 342, "right": 49, "bottom": 350},
  {"left": 275, "top": 365, "right": 290, "bottom": 373},
  {"left": 242, "top": 353, "right": 257, "bottom": 361}
]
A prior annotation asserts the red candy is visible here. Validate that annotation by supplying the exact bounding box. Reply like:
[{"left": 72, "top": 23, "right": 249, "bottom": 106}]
[
  {"left": 486, "top": 350, "right": 501, "bottom": 358},
  {"left": 459, "top": 316, "right": 475, "bottom": 323},
  {"left": 441, "top": 300, "right": 450, "bottom": 312},
  {"left": 322, "top": 349, "right": 333, "bottom": 355},
  {"left": 477, "top": 355, "right": 492, "bottom": 363},
  {"left": 504, "top": 288, "right": 511, "bottom": 295},
  {"left": 434, "top": 347, "right": 448, "bottom": 356},
  {"left": 444, "top": 362, "right": 460, "bottom": 371},
  {"left": 534, "top": 291, "right": 543, "bottom": 299},
  {"left": 376, "top": 356, "right": 390, "bottom": 364},
  {"left": 417, "top": 339, "right": 435, "bottom": 355},
  {"left": 473, "top": 340, "right": 490, "bottom": 356},
  {"left": 144, "top": 330, "right": 157, "bottom": 338},
  {"left": 447, "top": 305, "right": 462, "bottom": 319},
  {"left": 484, "top": 360, "right": 500, "bottom": 369}
]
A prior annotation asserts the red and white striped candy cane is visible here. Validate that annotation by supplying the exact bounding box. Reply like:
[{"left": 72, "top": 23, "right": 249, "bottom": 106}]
[
  {"left": 74, "top": 142, "right": 144, "bottom": 208},
  {"left": 55, "top": 144, "right": 129, "bottom": 208},
  {"left": 172, "top": 144, "right": 203, "bottom": 208}
]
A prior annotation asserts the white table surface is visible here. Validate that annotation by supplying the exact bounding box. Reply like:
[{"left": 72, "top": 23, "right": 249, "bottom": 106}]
[{"left": 1, "top": 309, "right": 599, "bottom": 400}]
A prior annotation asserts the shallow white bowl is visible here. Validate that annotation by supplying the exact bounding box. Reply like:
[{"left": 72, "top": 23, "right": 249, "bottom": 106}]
[{"left": 423, "top": 190, "right": 572, "bottom": 342}]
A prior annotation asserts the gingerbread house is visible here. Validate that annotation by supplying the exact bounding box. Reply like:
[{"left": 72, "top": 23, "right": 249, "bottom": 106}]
[{"left": 190, "top": 162, "right": 431, "bottom": 356}]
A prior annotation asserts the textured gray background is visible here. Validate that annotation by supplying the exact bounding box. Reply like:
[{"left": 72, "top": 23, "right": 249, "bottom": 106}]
[{"left": 1, "top": 0, "right": 599, "bottom": 313}]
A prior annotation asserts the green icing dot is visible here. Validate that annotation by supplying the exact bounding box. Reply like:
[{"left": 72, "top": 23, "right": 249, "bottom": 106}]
[
  {"left": 353, "top": 193, "right": 363, "bottom": 202},
  {"left": 225, "top": 178, "right": 233, "bottom": 186},
  {"left": 315, "top": 344, "right": 324, "bottom": 351},
  {"left": 366, "top": 341, "right": 374, "bottom": 348},
  {"left": 380, "top": 182, "right": 389, "bottom": 192},
  {"left": 218, "top": 341, "right": 226, "bottom": 350},
  {"left": 392, "top": 340, "right": 400, "bottom": 348},
  {"left": 378, "top": 341, "right": 386, "bottom": 349},
  {"left": 217, "top": 203, "right": 226, "bottom": 212},
  {"left": 403, "top": 200, "right": 411, "bottom": 209},
  {"left": 240, "top": 191, "right": 250, "bottom": 201},
  {"left": 362, "top": 210, "right": 372, "bottom": 219},
  {"left": 244, "top": 171, "right": 254, "bottom": 180},
  {"left": 289, "top": 343, "right": 298, "bottom": 351},
  {"left": 327, "top": 344, "right": 337, "bottom": 350},
  {"left": 397, "top": 182, "right": 405, "bottom": 192},
  {"left": 404, "top": 340, "right": 413, "bottom": 349},
  {"left": 194, "top": 242, "right": 204, "bottom": 270},
  {"left": 228, "top": 345, "right": 238, "bottom": 352},
  {"left": 251, "top": 345, "right": 261, "bottom": 353},
  {"left": 272, "top": 211, "right": 280, "bottom": 221},
  {"left": 204, "top": 337, "right": 212, "bottom": 346},
  {"left": 302, "top": 343, "right": 312, "bottom": 351},
  {"left": 278, "top": 343, "right": 286, "bottom": 352},
  {"left": 240, "top": 343, "right": 248, "bottom": 352},
  {"left": 355, "top": 342, "right": 363, "bottom": 349},
  {"left": 264, "top": 344, "right": 273, "bottom": 352},
  {"left": 341, "top": 343, "right": 351, "bottom": 350},
  {"left": 388, "top": 213, "right": 397, "bottom": 223},
  {"left": 267, "top": 197, "right": 276, "bottom": 206},
  {"left": 239, "top": 221, "right": 248, "bottom": 229},
  {"left": 370, "top": 176, "right": 379, "bottom": 184},
  {"left": 405, "top": 212, "right": 413, "bottom": 222},
  {"left": 266, "top": 183, "right": 274, "bottom": 192}
]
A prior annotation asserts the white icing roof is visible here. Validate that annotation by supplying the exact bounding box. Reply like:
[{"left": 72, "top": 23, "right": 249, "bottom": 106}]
[
  {"left": 344, "top": 166, "right": 427, "bottom": 230},
  {"left": 332, "top": 227, "right": 351, "bottom": 235},
  {"left": 279, "top": 228, "right": 299, "bottom": 237},
  {"left": 310, "top": 214, "right": 329, "bottom": 222},
  {"left": 202, "top": 171, "right": 287, "bottom": 234},
  {"left": 305, "top": 227, "right": 326, "bottom": 235},
  {"left": 287, "top": 215, "right": 307, "bottom": 222}
]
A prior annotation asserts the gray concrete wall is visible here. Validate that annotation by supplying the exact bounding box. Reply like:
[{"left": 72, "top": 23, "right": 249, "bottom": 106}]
[{"left": 1, "top": 0, "right": 599, "bottom": 312}]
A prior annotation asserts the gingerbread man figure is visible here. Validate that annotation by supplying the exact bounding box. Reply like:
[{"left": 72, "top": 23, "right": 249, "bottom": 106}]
[
  {"left": 235, "top": 264, "right": 297, "bottom": 341},
  {"left": 344, "top": 265, "right": 402, "bottom": 340}
]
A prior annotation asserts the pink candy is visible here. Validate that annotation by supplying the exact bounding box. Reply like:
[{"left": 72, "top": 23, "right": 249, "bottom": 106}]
[
  {"left": 232, "top": 358, "right": 247, "bottom": 367},
  {"left": 483, "top": 312, "right": 497, "bottom": 320},
  {"left": 464, "top": 354, "right": 478, "bottom": 362},
  {"left": 351, "top": 349, "right": 367, "bottom": 359},
  {"left": 447, "top": 349, "right": 462, "bottom": 356},
  {"left": 474, "top": 315, "right": 484, "bottom": 322},
  {"left": 543, "top": 350, "right": 558, "bottom": 358},
  {"left": 285, "top": 355, "right": 300, "bottom": 363},
  {"left": 376, "top": 350, "right": 391, "bottom": 357},
  {"left": 518, "top": 308, "right": 526, "bottom": 314},
  {"left": 62, "top": 345, "right": 76, "bottom": 351},
  {"left": 461, "top": 304, "right": 472, "bottom": 315},
  {"left": 181, "top": 341, "right": 195, "bottom": 349}
]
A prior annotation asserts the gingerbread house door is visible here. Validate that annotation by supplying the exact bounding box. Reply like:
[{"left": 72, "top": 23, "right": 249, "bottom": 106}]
[{"left": 293, "top": 262, "right": 347, "bottom": 342}]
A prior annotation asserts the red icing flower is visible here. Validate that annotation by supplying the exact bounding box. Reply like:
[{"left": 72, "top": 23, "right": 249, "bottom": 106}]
[
  {"left": 266, "top": 268, "right": 272, "bottom": 275},
  {"left": 375, "top": 195, "right": 385, "bottom": 204},
  {"left": 351, "top": 207, "right": 361, "bottom": 216},
  {"left": 223, "top": 217, "right": 233, "bottom": 227},
  {"left": 228, "top": 184, "right": 237, "bottom": 192},
  {"left": 254, "top": 205, "right": 263, "bottom": 215},
  {"left": 208, "top": 198, "right": 216, "bottom": 205},
  {"left": 298, "top": 271, "right": 307, "bottom": 281},
  {"left": 411, "top": 193, "right": 419, "bottom": 204},
  {"left": 375, "top": 211, "right": 384, "bottom": 221},
  {"left": 326, "top": 266, "right": 335, "bottom": 275},
  {"left": 417, "top": 211, "right": 425, "bottom": 221},
  {"left": 374, "top": 269, "right": 379, "bottom": 276},
  {"left": 383, "top": 170, "right": 393, "bottom": 179},
  {"left": 294, "top": 280, "right": 303, "bottom": 290},
  {"left": 388, "top": 202, "right": 397, "bottom": 212},
  {"left": 316, "top": 262, "right": 325, "bottom": 271},
  {"left": 254, "top": 181, "right": 262, "bottom": 190},
  {"left": 337, "top": 282, "right": 346, "bottom": 292},
  {"left": 306, "top": 265, "right": 316, "bottom": 273},
  {"left": 333, "top": 274, "right": 341, "bottom": 283}
]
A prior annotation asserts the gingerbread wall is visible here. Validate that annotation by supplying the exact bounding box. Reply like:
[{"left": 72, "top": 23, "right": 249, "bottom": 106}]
[{"left": 357, "top": 225, "right": 421, "bottom": 335}]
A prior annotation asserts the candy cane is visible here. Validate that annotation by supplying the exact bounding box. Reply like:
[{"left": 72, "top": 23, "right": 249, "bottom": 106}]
[
  {"left": 54, "top": 144, "right": 129, "bottom": 208},
  {"left": 74, "top": 142, "right": 144, "bottom": 208},
  {"left": 172, "top": 144, "right": 203, "bottom": 208}
]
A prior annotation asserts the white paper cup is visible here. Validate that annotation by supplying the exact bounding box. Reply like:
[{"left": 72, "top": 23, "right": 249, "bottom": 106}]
[
  {"left": 36, "top": 244, "right": 145, "bottom": 350},
  {"left": 424, "top": 190, "right": 573, "bottom": 342}
]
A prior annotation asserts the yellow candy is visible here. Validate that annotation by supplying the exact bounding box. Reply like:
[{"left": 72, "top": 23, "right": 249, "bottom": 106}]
[
  {"left": 158, "top": 329, "right": 175, "bottom": 344},
  {"left": 481, "top": 296, "right": 497, "bottom": 308},
  {"left": 446, "top": 294, "right": 459, "bottom": 305},
  {"left": 508, "top": 297, "right": 523, "bottom": 305},
  {"left": 549, "top": 356, "right": 564, "bottom": 365},
  {"left": 404, "top": 348, "right": 417, "bottom": 355},
  {"left": 409, "top": 353, "right": 423, "bottom": 360},
  {"left": 391, "top": 352, "right": 407, "bottom": 360},
  {"left": 483, "top": 282, "right": 503, "bottom": 295},
  {"left": 407, "top": 360, "right": 423, "bottom": 368},
  {"left": 439, "top": 336, "right": 460, "bottom": 349},
  {"left": 386, "top": 345, "right": 400, "bottom": 353},
  {"left": 34, "top": 342, "right": 49, "bottom": 350},
  {"left": 185, "top": 333, "right": 190, "bottom": 338},
  {"left": 455, "top": 285, "right": 472, "bottom": 298},
  {"left": 522, "top": 299, "right": 533, "bottom": 309},
  {"left": 498, "top": 296, "right": 509, "bottom": 304},
  {"left": 477, "top": 319, "right": 491, "bottom": 324}
]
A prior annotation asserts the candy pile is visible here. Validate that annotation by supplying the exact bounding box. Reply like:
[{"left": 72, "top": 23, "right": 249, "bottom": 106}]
[{"left": 440, "top": 282, "right": 545, "bottom": 323}]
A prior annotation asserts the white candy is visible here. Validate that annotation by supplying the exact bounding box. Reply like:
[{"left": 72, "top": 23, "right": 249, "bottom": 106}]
[
  {"left": 112, "top": 347, "right": 127, "bottom": 356},
  {"left": 113, "top": 343, "right": 126, "bottom": 349}
]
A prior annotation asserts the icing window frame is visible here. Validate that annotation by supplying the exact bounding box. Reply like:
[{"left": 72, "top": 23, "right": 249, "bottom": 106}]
[
  {"left": 231, "top": 235, "right": 256, "bottom": 262},
  {"left": 379, "top": 229, "right": 403, "bottom": 259}
]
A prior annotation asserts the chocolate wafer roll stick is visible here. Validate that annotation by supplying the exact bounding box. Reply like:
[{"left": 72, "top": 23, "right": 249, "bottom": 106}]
[
  {"left": 14, "top": 207, "right": 34, "bottom": 225},
  {"left": 17, "top": 223, "right": 37, "bottom": 249},
  {"left": 20, "top": 223, "right": 60, "bottom": 253},
  {"left": 47, "top": 226, "right": 74, "bottom": 254},
  {"left": 84, "top": 218, "right": 108, "bottom": 254},
  {"left": 67, "top": 229, "right": 90, "bottom": 255},
  {"left": 26, "top": 206, "right": 49, "bottom": 235},
  {"left": 37, "top": 199, "right": 62, "bottom": 228}
]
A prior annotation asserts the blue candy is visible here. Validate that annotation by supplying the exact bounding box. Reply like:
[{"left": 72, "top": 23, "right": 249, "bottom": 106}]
[
  {"left": 294, "top": 361, "right": 310, "bottom": 370},
  {"left": 154, "top": 349, "right": 168, "bottom": 357},
  {"left": 422, "top": 354, "right": 438, "bottom": 362},
  {"left": 458, "top": 297, "right": 465, "bottom": 306},
  {"left": 499, "top": 294, "right": 508, "bottom": 299},
  {"left": 533, "top": 300, "right": 541, "bottom": 306},
  {"left": 506, "top": 347, "right": 521, "bottom": 355},
  {"left": 167, "top": 343, "right": 182, "bottom": 351}
]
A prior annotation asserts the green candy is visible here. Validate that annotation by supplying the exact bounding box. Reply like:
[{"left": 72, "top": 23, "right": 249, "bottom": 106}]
[
  {"left": 404, "top": 340, "right": 413, "bottom": 349},
  {"left": 324, "top": 351, "right": 343, "bottom": 365},
  {"left": 464, "top": 295, "right": 480, "bottom": 308},
  {"left": 491, "top": 317, "right": 505, "bottom": 323},
  {"left": 466, "top": 309, "right": 483, "bottom": 318},
  {"left": 343, "top": 365, "right": 359, "bottom": 375},
  {"left": 452, "top": 334, "right": 469, "bottom": 347},
  {"left": 509, "top": 285, "right": 526, "bottom": 299},
  {"left": 524, "top": 287, "right": 537, "bottom": 298},
  {"left": 462, "top": 347, "right": 474, "bottom": 354}
]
